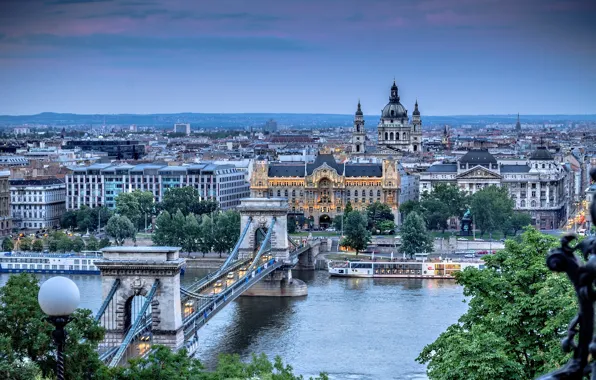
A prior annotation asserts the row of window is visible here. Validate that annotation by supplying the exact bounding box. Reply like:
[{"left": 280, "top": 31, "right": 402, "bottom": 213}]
[{"left": 5, "top": 263, "right": 94, "bottom": 270}]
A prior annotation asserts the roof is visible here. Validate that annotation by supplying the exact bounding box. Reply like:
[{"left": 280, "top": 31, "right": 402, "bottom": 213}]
[
  {"left": 426, "top": 164, "right": 457, "bottom": 173},
  {"left": 269, "top": 165, "right": 304, "bottom": 177},
  {"left": 345, "top": 164, "right": 382, "bottom": 177},
  {"left": 267, "top": 154, "right": 384, "bottom": 178},
  {"left": 529, "top": 147, "right": 554, "bottom": 161},
  {"left": 10, "top": 178, "right": 65, "bottom": 186},
  {"left": 500, "top": 164, "right": 531, "bottom": 173},
  {"left": 459, "top": 149, "right": 497, "bottom": 164},
  {"left": 306, "top": 154, "right": 343, "bottom": 175}
]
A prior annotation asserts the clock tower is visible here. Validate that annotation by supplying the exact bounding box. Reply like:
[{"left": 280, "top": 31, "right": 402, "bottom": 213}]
[{"left": 352, "top": 100, "right": 366, "bottom": 154}]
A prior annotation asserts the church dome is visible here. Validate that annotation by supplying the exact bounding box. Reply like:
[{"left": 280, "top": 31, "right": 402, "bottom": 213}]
[
  {"left": 381, "top": 80, "right": 407, "bottom": 119},
  {"left": 529, "top": 146, "right": 553, "bottom": 160}
]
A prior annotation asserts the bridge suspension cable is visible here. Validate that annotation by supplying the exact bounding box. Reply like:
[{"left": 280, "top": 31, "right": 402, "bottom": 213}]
[
  {"left": 246, "top": 218, "right": 276, "bottom": 273},
  {"left": 108, "top": 279, "right": 160, "bottom": 368},
  {"left": 95, "top": 279, "right": 120, "bottom": 322},
  {"left": 217, "top": 216, "right": 253, "bottom": 274}
]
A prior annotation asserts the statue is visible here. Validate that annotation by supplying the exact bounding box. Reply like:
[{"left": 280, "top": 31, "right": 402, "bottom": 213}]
[
  {"left": 460, "top": 209, "right": 472, "bottom": 236},
  {"left": 463, "top": 208, "right": 471, "bottom": 220}
]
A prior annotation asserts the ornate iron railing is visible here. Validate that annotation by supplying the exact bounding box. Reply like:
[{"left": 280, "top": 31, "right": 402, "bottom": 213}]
[{"left": 538, "top": 169, "right": 596, "bottom": 380}]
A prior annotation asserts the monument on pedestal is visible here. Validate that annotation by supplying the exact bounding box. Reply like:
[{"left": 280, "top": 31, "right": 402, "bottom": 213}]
[{"left": 460, "top": 209, "right": 472, "bottom": 236}]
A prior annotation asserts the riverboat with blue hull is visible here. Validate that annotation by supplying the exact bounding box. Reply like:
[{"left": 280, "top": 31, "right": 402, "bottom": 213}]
[
  {"left": 328, "top": 259, "right": 484, "bottom": 279},
  {"left": 0, "top": 251, "right": 102, "bottom": 275}
]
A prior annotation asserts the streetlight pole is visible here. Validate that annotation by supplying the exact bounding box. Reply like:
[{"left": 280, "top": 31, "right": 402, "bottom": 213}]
[{"left": 38, "top": 276, "right": 80, "bottom": 380}]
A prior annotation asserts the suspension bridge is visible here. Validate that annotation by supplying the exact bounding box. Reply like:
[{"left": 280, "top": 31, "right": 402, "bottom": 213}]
[{"left": 92, "top": 198, "right": 324, "bottom": 367}]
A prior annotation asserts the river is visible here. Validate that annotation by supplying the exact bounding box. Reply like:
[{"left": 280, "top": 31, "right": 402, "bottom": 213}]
[{"left": 0, "top": 269, "right": 468, "bottom": 379}]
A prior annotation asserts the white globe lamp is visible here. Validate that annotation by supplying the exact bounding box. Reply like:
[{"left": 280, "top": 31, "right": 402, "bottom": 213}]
[{"left": 38, "top": 276, "right": 80, "bottom": 380}]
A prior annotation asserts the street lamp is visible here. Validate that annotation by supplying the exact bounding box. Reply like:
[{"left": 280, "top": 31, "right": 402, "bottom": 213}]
[{"left": 38, "top": 276, "right": 80, "bottom": 380}]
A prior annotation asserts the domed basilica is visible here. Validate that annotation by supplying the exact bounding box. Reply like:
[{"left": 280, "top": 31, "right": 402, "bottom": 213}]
[{"left": 352, "top": 80, "right": 422, "bottom": 155}]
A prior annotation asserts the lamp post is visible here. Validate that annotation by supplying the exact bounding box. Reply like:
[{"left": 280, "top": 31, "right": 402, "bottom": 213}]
[{"left": 38, "top": 276, "right": 80, "bottom": 380}]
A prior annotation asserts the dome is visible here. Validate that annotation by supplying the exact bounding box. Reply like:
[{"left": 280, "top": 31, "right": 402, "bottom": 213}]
[
  {"left": 382, "top": 102, "right": 407, "bottom": 119},
  {"left": 355, "top": 100, "right": 363, "bottom": 116},
  {"left": 529, "top": 147, "right": 553, "bottom": 160}
]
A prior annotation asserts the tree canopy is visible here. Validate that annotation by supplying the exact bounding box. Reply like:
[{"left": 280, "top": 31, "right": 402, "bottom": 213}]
[
  {"left": 417, "top": 228, "right": 576, "bottom": 379},
  {"left": 106, "top": 215, "right": 137, "bottom": 246},
  {"left": 470, "top": 185, "right": 514, "bottom": 236},
  {"left": 400, "top": 212, "right": 434, "bottom": 258},
  {"left": 115, "top": 190, "right": 155, "bottom": 231},
  {"left": 340, "top": 212, "right": 371, "bottom": 255},
  {"left": 60, "top": 206, "right": 113, "bottom": 232},
  {"left": 366, "top": 202, "right": 394, "bottom": 232},
  {"left": 158, "top": 187, "right": 218, "bottom": 217}
]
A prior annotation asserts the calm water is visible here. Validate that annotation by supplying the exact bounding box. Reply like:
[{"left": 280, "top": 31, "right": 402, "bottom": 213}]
[{"left": 0, "top": 270, "right": 468, "bottom": 379}]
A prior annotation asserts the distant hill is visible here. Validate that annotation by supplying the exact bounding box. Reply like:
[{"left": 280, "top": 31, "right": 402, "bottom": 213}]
[{"left": 0, "top": 112, "right": 595, "bottom": 129}]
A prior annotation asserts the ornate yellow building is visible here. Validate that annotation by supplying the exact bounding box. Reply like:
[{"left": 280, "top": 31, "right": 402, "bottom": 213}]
[{"left": 250, "top": 154, "right": 401, "bottom": 228}]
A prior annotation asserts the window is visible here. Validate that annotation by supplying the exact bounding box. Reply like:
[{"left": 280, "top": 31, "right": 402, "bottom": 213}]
[
  {"left": 531, "top": 200, "right": 536, "bottom": 208},
  {"left": 521, "top": 200, "right": 526, "bottom": 207},
  {"left": 354, "top": 190, "right": 358, "bottom": 196}
]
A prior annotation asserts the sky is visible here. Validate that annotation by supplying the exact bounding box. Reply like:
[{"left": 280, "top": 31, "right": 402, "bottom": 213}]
[{"left": 0, "top": 0, "right": 595, "bottom": 116}]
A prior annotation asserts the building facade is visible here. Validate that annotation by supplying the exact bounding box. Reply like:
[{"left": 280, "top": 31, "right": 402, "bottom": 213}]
[
  {"left": 250, "top": 154, "right": 402, "bottom": 227},
  {"left": 173, "top": 123, "right": 191, "bottom": 136},
  {"left": 65, "top": 163, "right": 250, "bottom": 211},
  {"left": 351, "top": 101, "right": 366, "bottom": 154},
  {"left": 10, "top": 178, "right": 66, "bottom": 230},
  {"left": 0, "top": 171, "right": 11, "bottom": 236},
  {"left": 376, "top": 81, "right": 422, "bottom": 154},
  {"left": 64, "top": 140, "right": 145, "bottom": 159},
  {"left": 419, "top": 148, "right": 570, "bottom": 229}
]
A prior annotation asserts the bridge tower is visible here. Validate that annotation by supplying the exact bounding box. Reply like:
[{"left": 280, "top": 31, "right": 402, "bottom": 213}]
[
  {"left": 237, "top": 197, "right": 307, "bottom": 296},
  {"left": 95, "top": 247, "right": 185, "bottom": 351}
]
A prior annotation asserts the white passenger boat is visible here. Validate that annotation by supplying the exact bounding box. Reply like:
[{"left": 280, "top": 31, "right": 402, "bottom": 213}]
[
  {"left": 328, "top": 259, "right": 484, "bottom": 279},
  {"left": 0, "top": 251, "right": 102, "bottom": 275}
]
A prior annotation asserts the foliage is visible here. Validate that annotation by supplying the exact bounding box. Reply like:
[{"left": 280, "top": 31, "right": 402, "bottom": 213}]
[
  {"left": 86, "top": 235, "right": 99, "bottom": 251},
  {"left": 1, "top": 237, "right": 13, "bottom": 251},
  {"left": 213, "top": 210, "right": 241, "bottom": 258},
  {"left": 420, "top": 198, "right": 450, "bottom": 232},
  {"left": 19, "top": 236, "right": 32, "bottom": 251},
  {"left": 399, "top": 200, "right": 421, "bottom": 219},
  {"left": 60, "top": 206, "right": 113, "bottom": 232},
  {"left": 106, "top": 215, "right": 136, "bottom": 246},
  {"left": 417, "top": 228, "right": 576, "bottom": 379},
  {"left": 366, "top": 202, "right": 394, "bottom": 232},
  {"left": 470, "top": 185, "right": 514, "bottom": 236},
  {"left": 159, "top": 187, "right": 218, "bottom": 217},
  {"left": 32, "top": 239, "right": 44, "bottom": 252},
  {"left": 0, "top": 334, "right": 41, "bottom": 379},
  {"left": 344, "top": 201, "right": 353, "bottom": 215},
  {"left": 197, "top": 215, "right": 215, "bottom": 258},
  {"left": 116, "top": 190, "right": 155, "bottom": 231},
  {"left": 72, "top": 236, "right": 85, "bottom": 252},
  {"left": 377, "top": 220, "right": 396, "bottom": 234},
  {"left": 503, "top": 212, "right": 533, "bottom": 236},
  {"left": 340, "top": 212, "right": 371, "bottom": 255},
  {"left": 181, "top": 213, "right": 201, "bottom": 254},
  {"left": 400, "top": 212, "right": 433, "bottom": 258},
  {"left": 0, "top": 273, "right": 105, "bottom": 379},
  {"left": 422, "top": 183, "right": 469, "bottom": 220},
  {"left": 99, "top": 237, "right": 111, "bottom": 249},
  {"left": 287, "top": 215, "right": 297, "bottom": 234},
  {"left": 47, "top": 231, "right": 74, "bottom": 253}
]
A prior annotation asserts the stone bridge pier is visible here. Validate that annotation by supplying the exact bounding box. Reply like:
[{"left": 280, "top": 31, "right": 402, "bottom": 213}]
[
  {"left": 237, "top": 198, "right": 307, "bottom": 297},
  {"left": 95, "top": 246, "right": 186, "bottom": 350}
]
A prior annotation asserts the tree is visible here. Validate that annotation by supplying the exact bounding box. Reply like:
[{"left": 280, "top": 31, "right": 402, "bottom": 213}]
[
  {"left": 181, "top": 214, "right": 200, "bottom": 254},
  {"left": 116, "top": 192, "right": 142, "bottom": 230},
  {"left": 159, "top": 187, "right": 218, "bottom": 217},
  {"left": 213, "top": 210, "right": 241, "bottom": 258},
  {"left": 60, "top": 210, "right": 78, "bottom": 230},
  {"left": 99, "top": 237, "right": 111, "bottom": 249},
  {"left": 400, "top": 212, "right": 433, "bottom": 258},
  {"left": 366, "top": 202, "right": 395, "bottom": 232},
  {"left": 134, "top": 191, "right": 155, "bottom": 231},
  {"left": 287, "top": 215, "right": 297, "bottom": 233},
  {"left": 31, "top": 239, "right": 44, "bottom": 252},
  {"left": 72, "top": 236, "right": 85, "bottom": 252},
  {"left": 344, "top": 201, "right": 353, "bottom": 215},
  {"left": 1, "top": 237, "right": 13, "bottom": 251},
  {"left": 420, "top": 198, "right": 450, "bottom": 232},
  {"left": 0, "top": 273, "right": 105, "bottom": 379},
  {"left": 56, "top": 235, "right": 73, "bottom": 252},
  {"left": 106, "top": 215, "right": 136, "bottom": 246},
  {"left": 399, "top": 200, "right": 421, "bottom": 219},
  {"left": 422, "top": 183, "right": 469, "bottom": 220},
  {"left": 470, "top": 185, "right": 514, "bottom": 236},
  {"left": 377, "top": 220, "right": 396, "bottom": 234},
  {"left": 340, "top": 212, "right": 371, "bottom": 255},
  {"left": 197, "top": 215, "right": 215, "bottom": 257},
  {"left": 86, "top": 235, "right": 99, "bottom": 251},
  {"left": 417, "top": 228, "right": 576, "bottom": 379},
  {"left": 19, "top": 237, "right": 32, "bottom": 251},
  {"left": 153, "top": 211, "right": 175, "bottom": 246},
  {"left": 507, "top": 212, "right": 533, "bottom": 236}
]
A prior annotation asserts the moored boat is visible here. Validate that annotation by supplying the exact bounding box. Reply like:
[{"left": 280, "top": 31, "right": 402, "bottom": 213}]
[
  {"left": 0, "top": 250, "right": 102, "bottom": 275},
  {"left": 328, "top": 259, "right": 484, "bottom": 279}
]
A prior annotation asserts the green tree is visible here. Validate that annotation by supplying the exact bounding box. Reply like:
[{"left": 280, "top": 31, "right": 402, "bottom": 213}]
[
  {"left": 56, "top": 236, "right": 73, "bottom": 252},
  {"left": 470, "top": 185, "right": 514, "bottom": 237},
  {"left": 133, "top": 190, "right": 155, "bottom": 231},
  {"left": 106, "top": 215, "right": 136, "bottom": 246},
  {"left": 377, "top": 220, "right": 396, "bottom": 234},
  {"left": 340, "top": 212, "right": 371, "bottom": 255},
  {"left": 0, "top": 273, "right": 105, "bottom": 379},
  {"left": 366, "top": 201, "right": 395, "bottom": 232},
  {"left": 152, "top": 211, "right": 175, "bottom": 246},
  {"left": 1, "top": 237, "right": 13, "bottom": 251},
  {"left": 19, "top": 236, "right": 32, "bottom": 251},
  {"left": 86, "top": 235, "right": 99, "bottom": 251},
  {"left": 31, "top": 239, "right": 44, "bottom": 252},
  {"left": 181, "top": 214, "right": 200, "bottom": 254},
  {"left": 159, "top": 187, "right": 218, "bottom": 216},
  {"left": 116, "top": 192, "right": 142, "bottom": 230},
  {"left": 72, "top": 236, "right": 85, "bottom": 252},
  {"left": 213, "top": 211, "right": 241, "bottom": 258},
  {"left": 99, "top": 237, "right": 111, "bottom": 249},
  {"left": 60, "top": 210, "right": 78, "bottom": 230},
  {"left": 399, "top": 200, "right": 421, "bottom": 219},
  {"left": 507, "top": 212, "right": 533, "bottom": 236},
  {"left": 400, "top": 212, "right": 433, "bottom": 258},
  {"left": 422, "top": 183, "right": 469, "bottom": 220},
  {"left": 420, "top": 198, "right": 450, "bottom": 232},
  {"left": 197, "top": 215, "right": 214, "bottom": 257},
  {"left": 344, "top": 201, "right": 353, "bottom": 215},
  {"left": 287, "top": 215, "right": 297, "bottom": 234},
  {"left": 417, "top": 228, "right": 575, "bottom": 379}
]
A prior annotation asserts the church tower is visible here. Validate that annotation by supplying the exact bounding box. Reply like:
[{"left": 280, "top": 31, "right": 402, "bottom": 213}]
[
  {"left": 352, "top": 100, "right": 366, "bottom": 154},
  {"left": 411, "top": 100, "right": 422, "bottom": 153}
]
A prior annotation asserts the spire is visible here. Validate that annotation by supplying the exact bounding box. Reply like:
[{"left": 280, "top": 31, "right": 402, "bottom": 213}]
[
  {"left": 389, "top": 79, "right": 399, "bottom": 102},
  {"left": 355, "top": 99, "right": 363, "bottom": 116},
  {"left": 413, "top": 99, "right": 420, "bottom": 115}
]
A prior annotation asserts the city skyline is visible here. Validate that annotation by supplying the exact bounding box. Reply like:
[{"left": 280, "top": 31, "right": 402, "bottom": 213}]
[{"left": 0, "top": 0, "right": 595, "bottom": 116}]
